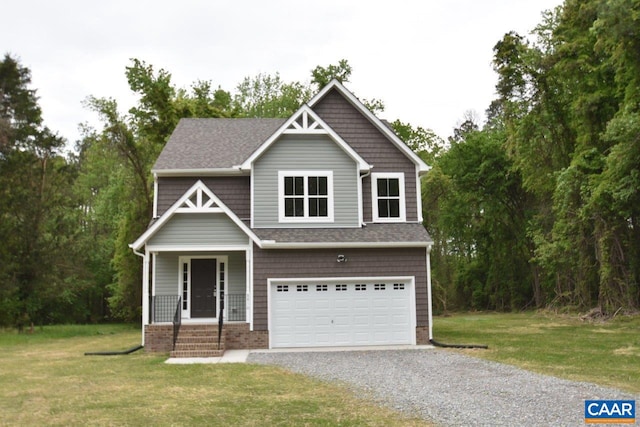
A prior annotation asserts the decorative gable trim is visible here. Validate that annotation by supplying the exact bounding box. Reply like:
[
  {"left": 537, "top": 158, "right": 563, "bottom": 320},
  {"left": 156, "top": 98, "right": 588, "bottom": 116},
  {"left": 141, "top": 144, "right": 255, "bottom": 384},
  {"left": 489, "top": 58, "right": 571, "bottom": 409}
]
[
  {"left": 239, "top": 105, "right": 370, "bottom": 172},
  {"left": 308, "top": 80, "right": 430, "bottom": 175},
  {"left": 130, "top": 180, "right": 261, "bottom": 251}
]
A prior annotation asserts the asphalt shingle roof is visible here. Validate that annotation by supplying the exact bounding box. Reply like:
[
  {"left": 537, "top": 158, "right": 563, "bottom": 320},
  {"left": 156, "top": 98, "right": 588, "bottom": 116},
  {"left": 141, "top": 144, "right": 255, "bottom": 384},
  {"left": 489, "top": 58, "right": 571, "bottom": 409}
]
[
  {"left": 153, "top": 118, "right": 286, "bottom": 171},
  {"left": 252, "top": 223, "right": 432, "bottom": 245}
]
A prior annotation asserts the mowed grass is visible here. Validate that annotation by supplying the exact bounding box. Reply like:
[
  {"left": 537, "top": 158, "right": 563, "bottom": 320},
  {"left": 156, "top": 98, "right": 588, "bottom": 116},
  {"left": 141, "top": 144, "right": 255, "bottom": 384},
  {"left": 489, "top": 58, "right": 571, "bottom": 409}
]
[
  {"left": 434, "top": 312, "right": 640, "bottom": 394},
  {"left": 0, "top": 324, "right": 428, "bottom": 426}
]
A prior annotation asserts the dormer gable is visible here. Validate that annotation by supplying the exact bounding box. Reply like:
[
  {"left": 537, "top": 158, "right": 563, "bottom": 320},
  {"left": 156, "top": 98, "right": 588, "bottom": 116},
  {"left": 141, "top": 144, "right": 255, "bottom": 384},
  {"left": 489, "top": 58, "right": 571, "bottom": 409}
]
[
  {"left": 130, "top": 180, "right": 261, "bottom": 251},
  {"left": 239, "top": 104, "right": 369, "bottom": 172}
]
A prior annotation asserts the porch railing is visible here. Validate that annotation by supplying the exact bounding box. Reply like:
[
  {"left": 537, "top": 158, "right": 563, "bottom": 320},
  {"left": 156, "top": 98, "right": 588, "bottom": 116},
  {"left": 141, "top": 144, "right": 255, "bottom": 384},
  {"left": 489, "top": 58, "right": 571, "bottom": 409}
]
[
  {"left": 172, "top": 297, "right": 181, "bottom": 351},
  {"left": 152, "top": 295, "right": 180, "bottom": 323},
  {"left": 226, "top": 293, "right": 246, "bottom": 321},
  {"left": 151, "top": 294, "right": 246, "bottom": 322}
]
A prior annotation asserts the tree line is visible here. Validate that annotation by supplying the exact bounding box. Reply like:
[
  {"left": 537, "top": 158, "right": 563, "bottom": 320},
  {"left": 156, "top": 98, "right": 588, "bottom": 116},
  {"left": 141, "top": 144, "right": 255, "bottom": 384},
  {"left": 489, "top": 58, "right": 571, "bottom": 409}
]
[
  {"left": 425, "top": 0, "right": 639, "bottom": 314},
  {"left": 1, "top": 0, "right": 638, "bottom": 327}
]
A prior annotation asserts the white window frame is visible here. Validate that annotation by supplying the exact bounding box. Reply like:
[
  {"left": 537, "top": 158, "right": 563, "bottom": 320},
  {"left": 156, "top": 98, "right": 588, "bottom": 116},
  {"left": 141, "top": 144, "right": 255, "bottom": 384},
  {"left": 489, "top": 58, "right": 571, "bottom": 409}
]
[
  {"left": 372, "top": 172, "right": 406, "bottom": 222},
  {"left": 278, "top": 171, "right": 334, "bottom": 223}
]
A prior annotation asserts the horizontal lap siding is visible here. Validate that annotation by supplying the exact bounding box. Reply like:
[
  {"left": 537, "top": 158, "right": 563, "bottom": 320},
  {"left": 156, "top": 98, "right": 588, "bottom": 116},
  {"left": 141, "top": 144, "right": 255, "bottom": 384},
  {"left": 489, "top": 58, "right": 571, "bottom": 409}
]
[
  {"left": 157, "top": 177, "right": 250, "bottom": 219},
  {"left": 252, "top": 246, "right": 428, "bottom": 330},
  {"left": 148, "top": 213, "right": 249, "bottom": 247},
  {"left": 313, "top": 90, "right": 419, "bottom": 223},
  {"left": 155, "top": 251, "right": 246, "bottom": 296},
  {"left": 253, "top": 135, "right": 359, "bottom": 228}
]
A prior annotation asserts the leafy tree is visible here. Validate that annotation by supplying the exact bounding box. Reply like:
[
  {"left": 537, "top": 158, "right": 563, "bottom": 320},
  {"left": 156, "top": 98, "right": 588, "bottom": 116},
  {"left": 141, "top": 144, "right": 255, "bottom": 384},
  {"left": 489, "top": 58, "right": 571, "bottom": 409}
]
[
  {"left": 0, "top": 54, "right": 95, "bottom": 327},
  {"left": 233, "top": 73, "right": 311, "bottom": 118},
  {"left": 310, "top": 59, "right": 352, "bottom": 90}
]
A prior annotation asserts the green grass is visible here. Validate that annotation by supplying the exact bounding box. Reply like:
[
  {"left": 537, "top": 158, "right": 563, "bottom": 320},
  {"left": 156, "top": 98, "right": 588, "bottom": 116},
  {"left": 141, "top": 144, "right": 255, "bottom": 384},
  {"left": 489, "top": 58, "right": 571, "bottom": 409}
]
[
  {"left": 0, "top": 324, "right": 428, "bottom": 426},
  {"left": 433, "top": 311, "right": 640, "bottom": 394}
]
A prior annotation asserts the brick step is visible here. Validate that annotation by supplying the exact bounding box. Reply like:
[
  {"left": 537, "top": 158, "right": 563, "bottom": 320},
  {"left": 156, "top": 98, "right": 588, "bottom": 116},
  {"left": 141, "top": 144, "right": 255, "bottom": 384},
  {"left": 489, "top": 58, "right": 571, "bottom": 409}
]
[
  {"left": 174, "top": 342, "right": 224, "bottom": 351},
  {"left": 176, "top": 335, "right": 223, "bottom": 344},
  {"left": 175, "top": 328, "right": 222, "bottom": 336},
  {"left": 170, "top": 349, "right": 225, "bottom": 358}
]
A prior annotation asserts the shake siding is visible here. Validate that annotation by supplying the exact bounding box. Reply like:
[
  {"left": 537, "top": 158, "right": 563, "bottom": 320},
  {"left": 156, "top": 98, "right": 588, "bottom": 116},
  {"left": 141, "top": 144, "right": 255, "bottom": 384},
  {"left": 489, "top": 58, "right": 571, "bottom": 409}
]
[
  {"left": 253, "top": 135, "right": 360, "bottom": 228},
  {"left": 313, "top": 89, "right": 419, "bottom": 222},
  {"left": 147, "top": 213, "right": 249, "bottom": 247},
  {"left": 155, "top": 251, "right": 246, "bottom": 296},
  {"left": 157, "top": 177, "right": 250, "bottom": 219},
  {"left": 252, "top": 246, "right": 428, "bottom": 331}
]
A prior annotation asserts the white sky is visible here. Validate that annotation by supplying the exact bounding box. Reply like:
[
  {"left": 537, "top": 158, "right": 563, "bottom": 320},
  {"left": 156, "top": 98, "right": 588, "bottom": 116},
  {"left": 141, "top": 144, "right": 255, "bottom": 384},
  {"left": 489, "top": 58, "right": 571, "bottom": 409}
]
[{"left": 2, "top": 0, "right": 562, "bottom": 145}]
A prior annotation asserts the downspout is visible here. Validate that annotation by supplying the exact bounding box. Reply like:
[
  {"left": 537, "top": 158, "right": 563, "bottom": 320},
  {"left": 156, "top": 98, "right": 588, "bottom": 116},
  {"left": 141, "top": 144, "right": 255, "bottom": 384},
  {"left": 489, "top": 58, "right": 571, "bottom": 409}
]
[{"left": 360, "top": 169, "right": 371, "bottom": 226}]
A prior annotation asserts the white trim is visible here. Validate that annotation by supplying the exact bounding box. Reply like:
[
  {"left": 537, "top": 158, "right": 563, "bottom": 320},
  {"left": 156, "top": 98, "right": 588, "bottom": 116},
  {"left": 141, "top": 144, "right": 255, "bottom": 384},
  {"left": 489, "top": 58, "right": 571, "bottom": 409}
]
[
  {"left": 260, "top": 241, "right": 430, "bottom": 249},
  {"left": 267, "top": 276, "right": 416, "bottom": 349},
  {"left": 146, "top": 244, "right": 251, "bottom": 253},
  {"left": 178, "top": 256, "right": 228, "bottom": 320},
  {"left": 307, "top": 80, "right": 429, "bottom": 175},
  {"left": 142, "top": 250, "right": 150, "bottom": 333},
  {"left": 416, "top": 166, "right": 423, "bottom": 223},
  {"left": 426, "top": 244, "right": 433, "bottom": 340},
  {"left": 130, "top": 180, "right": 262, "bottom": 251},
  {"left": 247, "top": 243, "right": 254, "bottom": 331},
  {"left": 153, "top": 175, "right": 158, "bottom": 219},
  {"left": 357, "top": 167, "right": 365, "bottom": 225},
  {"left": 250, "top": 170, "right": 255, "bottom": 228},
  {"left": 277, "top": 171, "right": 334, "bottom": 223},
  {"left": 240, "top": 105, "right": 370, "bottom": 172},
  {"left": 371, "top": 172, "right": 406, "bottom": 223}
]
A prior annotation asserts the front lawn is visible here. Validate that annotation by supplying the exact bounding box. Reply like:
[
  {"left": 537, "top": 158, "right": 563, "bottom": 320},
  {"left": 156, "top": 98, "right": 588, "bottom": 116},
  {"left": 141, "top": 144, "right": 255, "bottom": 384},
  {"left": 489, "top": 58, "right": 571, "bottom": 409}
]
[
  {"left": 0, "top": 324, "right": 427, "bottom": 426},
  {"left": 433, "top": 311, "right": 640, "bottom": 394}
]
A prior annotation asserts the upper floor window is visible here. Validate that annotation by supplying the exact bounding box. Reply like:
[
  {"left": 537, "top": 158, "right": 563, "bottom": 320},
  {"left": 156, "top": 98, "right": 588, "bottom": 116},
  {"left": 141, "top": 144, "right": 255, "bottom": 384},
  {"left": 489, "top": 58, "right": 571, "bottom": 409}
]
[
  {"left": 278, "top": 171, "right": 334, "bottom": 222},
  {"left": 372, "top": 172, "right": 406, "bottom": 222}
]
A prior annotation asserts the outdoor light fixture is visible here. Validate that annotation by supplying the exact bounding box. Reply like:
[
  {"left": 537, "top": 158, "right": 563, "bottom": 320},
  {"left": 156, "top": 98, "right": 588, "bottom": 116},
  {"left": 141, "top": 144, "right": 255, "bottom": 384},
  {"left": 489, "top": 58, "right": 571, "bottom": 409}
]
[{"left": 337, "top": 254, "right": 347, "bottom": 263}]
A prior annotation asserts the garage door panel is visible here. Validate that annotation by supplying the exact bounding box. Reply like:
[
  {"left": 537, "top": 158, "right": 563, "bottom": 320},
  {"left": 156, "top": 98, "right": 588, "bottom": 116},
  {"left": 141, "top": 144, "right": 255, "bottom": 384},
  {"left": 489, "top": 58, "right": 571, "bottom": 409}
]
[{"left": 271, "top": 279, "right": 413, "bottom": 348}]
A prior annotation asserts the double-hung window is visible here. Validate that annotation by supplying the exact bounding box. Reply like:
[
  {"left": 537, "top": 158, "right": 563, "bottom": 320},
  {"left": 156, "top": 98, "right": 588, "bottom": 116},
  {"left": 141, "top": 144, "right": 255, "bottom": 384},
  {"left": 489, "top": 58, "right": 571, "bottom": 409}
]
[
  {"left": 372, "top": 172, "right": 406, "bottom": 222},
  {"left": 278, "top": 171, "right": 334, "bottom": 222}
]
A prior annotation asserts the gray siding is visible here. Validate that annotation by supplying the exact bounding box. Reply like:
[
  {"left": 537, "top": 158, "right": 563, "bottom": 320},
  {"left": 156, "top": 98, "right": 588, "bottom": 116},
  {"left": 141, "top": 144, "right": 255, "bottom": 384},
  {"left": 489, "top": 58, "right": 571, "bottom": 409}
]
[
  {"left": 155, "top": 251, "right": 246, "bottom": 296},
  {"left": 253, "top": 134, "right": 360, "bottom": 228},
  {"left": 156, "top": 177, "right": 250, "bottom": 219},
  {"left": 313, "top": 89, "right": 419, "bottom": 223},
  {"left": 251, "top": 246, "right": 428, "bottom": 331},
  {"left": 148, "top": 213, "right": 250, "bottom": 247}
]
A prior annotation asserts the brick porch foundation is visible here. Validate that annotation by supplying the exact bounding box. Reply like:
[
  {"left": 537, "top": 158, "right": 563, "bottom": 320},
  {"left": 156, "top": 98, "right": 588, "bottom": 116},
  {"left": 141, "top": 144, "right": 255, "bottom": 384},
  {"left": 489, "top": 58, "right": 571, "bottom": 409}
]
[{"left": 144, "top": 323, "right": 269, "bottom": 353}]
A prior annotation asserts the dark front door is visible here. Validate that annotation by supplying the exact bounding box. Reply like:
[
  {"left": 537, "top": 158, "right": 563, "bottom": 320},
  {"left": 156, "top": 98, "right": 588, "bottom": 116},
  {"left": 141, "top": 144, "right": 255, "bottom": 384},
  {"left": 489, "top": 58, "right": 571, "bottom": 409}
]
[{"left": 191, "top": 259, "right": 217, "bottom": 318}]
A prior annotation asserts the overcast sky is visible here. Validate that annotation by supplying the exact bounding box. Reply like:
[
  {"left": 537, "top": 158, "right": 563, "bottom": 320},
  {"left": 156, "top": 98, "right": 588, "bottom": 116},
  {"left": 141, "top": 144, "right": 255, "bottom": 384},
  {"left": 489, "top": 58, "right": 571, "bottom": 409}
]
[{"left": 2, "top": 0, "right": 562, "bottom": 146}]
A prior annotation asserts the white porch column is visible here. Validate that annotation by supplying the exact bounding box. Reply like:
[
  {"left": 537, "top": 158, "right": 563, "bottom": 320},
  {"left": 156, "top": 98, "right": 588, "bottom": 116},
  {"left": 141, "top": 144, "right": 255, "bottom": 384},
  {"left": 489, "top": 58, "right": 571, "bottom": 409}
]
[
  {"left": 247, "top": 242, "right": 253, "bottom": 331},
  {"left": 426, "top": 243, "right": 433, "bottom": 341},
  {"left": 141, "top": 249, "right": 150, "bottom": 345}
]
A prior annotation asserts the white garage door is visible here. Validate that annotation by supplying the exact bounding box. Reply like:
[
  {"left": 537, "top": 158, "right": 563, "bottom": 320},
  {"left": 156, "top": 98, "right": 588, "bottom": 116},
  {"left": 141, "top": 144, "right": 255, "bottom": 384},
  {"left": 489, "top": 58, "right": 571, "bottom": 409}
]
[{"left": 270, "top": 279, "right": 414, "bottom": 348}]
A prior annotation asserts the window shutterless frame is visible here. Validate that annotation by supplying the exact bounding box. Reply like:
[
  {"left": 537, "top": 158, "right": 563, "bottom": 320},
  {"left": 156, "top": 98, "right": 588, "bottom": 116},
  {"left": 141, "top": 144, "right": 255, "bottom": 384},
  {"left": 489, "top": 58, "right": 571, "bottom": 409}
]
[
  {"left": 278, "top": 171, "right": 334, "bottom": 223},
  {"left": 371, "top": 172, "right": 406, "bottom": 222}
]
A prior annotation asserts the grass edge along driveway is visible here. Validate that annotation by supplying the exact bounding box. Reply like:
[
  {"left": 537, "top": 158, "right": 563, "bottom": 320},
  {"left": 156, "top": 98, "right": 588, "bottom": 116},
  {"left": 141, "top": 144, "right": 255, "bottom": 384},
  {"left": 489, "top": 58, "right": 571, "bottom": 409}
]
[{"left": 433, "top": 311, "right": 640, "bottom": 394}]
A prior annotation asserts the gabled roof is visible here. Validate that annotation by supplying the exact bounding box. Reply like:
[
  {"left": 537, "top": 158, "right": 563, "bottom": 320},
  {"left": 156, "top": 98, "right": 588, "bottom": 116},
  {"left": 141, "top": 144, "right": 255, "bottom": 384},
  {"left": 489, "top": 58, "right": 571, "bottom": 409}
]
[
  {"left": 130, "top": 180, "right": 260, "bottom": 251},
  {"left": 308, "top": 80, "right": 430, "bottom": 175},
  {"left": 239, "top": 105, "right": 370, "bottom": 172},
  {"left": 152, "top": 118, "right": 285, "bottom": 175}
]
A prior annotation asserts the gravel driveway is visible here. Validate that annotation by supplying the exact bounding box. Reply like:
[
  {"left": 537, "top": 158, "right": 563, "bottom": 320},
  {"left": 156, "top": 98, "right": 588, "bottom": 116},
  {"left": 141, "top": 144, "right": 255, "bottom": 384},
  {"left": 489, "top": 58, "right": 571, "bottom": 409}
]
[{"left": 248, "top": 348, "right": 639, "bottom": 426}]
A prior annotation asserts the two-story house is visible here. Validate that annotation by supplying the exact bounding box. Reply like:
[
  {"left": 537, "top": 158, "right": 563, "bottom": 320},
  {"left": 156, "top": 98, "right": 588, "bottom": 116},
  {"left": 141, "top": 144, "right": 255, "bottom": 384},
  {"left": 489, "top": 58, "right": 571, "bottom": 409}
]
[{"left": 130, "top": 80, "right": 434, "bottom": 357}]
